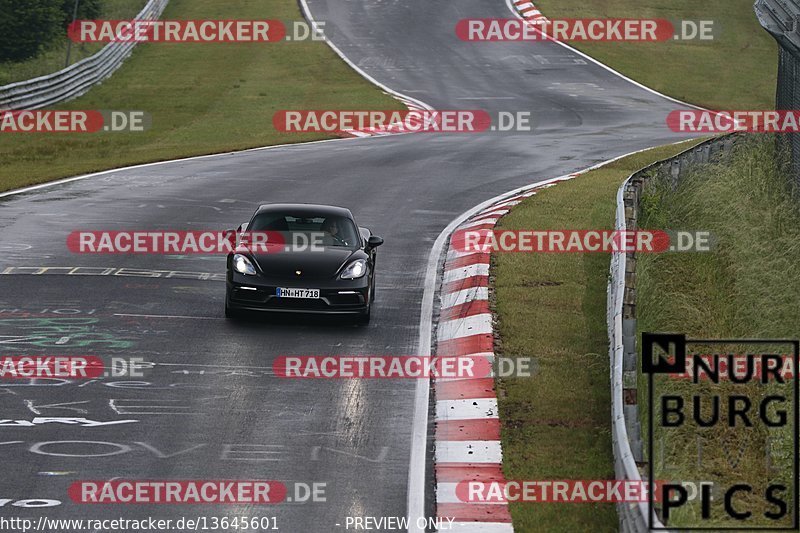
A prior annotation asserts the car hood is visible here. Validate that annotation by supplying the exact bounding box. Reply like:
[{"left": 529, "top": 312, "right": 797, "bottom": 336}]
[{"left": 249, "top": 248, "right": 362, "bottom": 281}]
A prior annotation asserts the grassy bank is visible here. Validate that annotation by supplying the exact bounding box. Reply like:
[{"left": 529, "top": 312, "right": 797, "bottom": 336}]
[
  {"left": 636, "top": 135, "right": 798, "bottom": 528},
  {"left": 638, "top": 137, "right": 799, "bottom": 338},
  {"left": 493, "top": 139, "right": 701, "bottom": 531},
  {"left": 533, "top": 0, "right": 777, "bottom": 110},
  {"left": 0, "top": 0, "right": 401, "bottom": 193}
]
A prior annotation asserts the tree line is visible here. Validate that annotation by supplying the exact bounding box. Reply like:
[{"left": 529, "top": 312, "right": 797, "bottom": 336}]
[{"left": 0, "top": 0, "right": 102, "bottom": 62}]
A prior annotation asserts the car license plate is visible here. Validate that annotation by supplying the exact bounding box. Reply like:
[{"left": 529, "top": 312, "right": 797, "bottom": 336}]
[{"left": 277, "top": 287, "right": 320, "bottom": 299}]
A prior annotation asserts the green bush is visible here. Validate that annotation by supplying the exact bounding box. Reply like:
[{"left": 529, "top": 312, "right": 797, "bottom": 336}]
[
  {"left": 0, "top": 0, "right": 63, "bottom": 62},
  {"left": 60, "top": 0, "right": 102, "bottom": 27},
  {"left": 0, "top": 0, "right": 103, "bottom": 63}
]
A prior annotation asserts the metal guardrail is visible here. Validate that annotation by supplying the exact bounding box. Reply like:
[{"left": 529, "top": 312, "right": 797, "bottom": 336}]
[
  {"left": 0, "top": 0, "right": 170, "bottom": 110},
  {"left": 755, "top": 0, "right": 800, "bottom": 184},
  {"left": 608, "top": 135, "right": 740, "bottom": 533},
  {"left": 755, "top": 0, "right": 800, "bottom": 54},
  {"left": 610, "top": 173, "right": 659, "bottom": 533}
]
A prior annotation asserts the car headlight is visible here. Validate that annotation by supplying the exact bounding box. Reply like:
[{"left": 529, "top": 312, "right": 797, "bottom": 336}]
[
  {"left": 340, "top": 259, "right": 367, "bottom": 279},
  {"left": 233, "top": 253, "right": 256, "bottom": 275}
]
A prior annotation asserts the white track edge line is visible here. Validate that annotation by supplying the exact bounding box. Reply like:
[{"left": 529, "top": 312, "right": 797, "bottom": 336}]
[
  {"left": 0, "top": 2, "right": 701, "bottom": 528},
  {"left": 504, "top": 0, "right": 707, "bottom": 111},
  {"left": 0, "top": 2, "right": 434, "bottom": 201},
  {"left": 299, "top": 0, "right": 434, "bottom": 113},
  {"left": 411, "top": 138, "right": 696, "bottom": 533}
]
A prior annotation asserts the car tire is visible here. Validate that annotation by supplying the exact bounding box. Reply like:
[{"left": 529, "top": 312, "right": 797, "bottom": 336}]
[
  {"left": 224, "top": 298, "right": 239, "bottom": 319},
  {"left": 356, "top": 305, "right": 371, "bottom": 325}
]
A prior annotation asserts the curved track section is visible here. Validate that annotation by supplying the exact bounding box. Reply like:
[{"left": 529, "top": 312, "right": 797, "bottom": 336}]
[{"left": 0, "top": 0, "right": 695, "bottom": 530}]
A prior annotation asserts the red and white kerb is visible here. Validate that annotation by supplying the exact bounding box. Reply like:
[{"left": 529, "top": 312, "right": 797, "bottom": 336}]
[
  {"left": 512, "top": 0, "right": 549, "bottom": 23},
  {"left": 433, "top": 178, "right": 570, "bottom": 531}
]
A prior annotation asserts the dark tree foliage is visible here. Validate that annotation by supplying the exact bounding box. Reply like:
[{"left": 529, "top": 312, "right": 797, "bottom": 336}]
[
  {"left": 60, "top": 0, "right": 102, "bottom": 27},
  {"left": 0, "top": 0, "right": 63, "bottom": 62},
  {"left": 0, "top": 0, "right": 104, "bottom": 63}
]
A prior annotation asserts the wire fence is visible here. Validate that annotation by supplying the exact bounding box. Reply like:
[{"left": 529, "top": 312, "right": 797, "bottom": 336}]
[{"left": 755, "top": 0, "right": 800, "bottom": 183}]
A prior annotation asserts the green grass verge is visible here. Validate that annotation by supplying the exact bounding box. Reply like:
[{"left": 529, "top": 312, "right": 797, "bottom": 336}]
[
  {"left": 0, "top": 0, "right": 148, "bottom": 86},
  {"left": 0, "top": 0, "right": 402, "bottom": 193},
  {"left": 532, "top": 0, "right": 777, "bottom": 110},
  {"left": 636, "top": 135, "right": 798, "bottom": 528},
  {"left": 638, "top": 137, "right": 799, "bottom": 339},
  {"left": 493, "top": 139, "right": 702, "bottom": 532}
]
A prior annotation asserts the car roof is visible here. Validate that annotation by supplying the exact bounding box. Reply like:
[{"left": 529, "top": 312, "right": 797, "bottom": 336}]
[{"left": 253, "top": 203, "right": 354, "bottom": 219}]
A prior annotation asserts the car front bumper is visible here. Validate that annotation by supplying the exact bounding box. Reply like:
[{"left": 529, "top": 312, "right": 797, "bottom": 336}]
[{"left": 226, "top": 272, "right": 370, "bottom": 315}]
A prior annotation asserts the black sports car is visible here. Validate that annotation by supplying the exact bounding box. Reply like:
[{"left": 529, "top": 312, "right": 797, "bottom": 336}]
[{"left": 225, "top": 203, "right": 383, "bottom": 323}]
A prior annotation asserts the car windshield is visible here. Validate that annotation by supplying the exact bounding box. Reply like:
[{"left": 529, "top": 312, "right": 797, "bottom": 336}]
[{"left": 248, "top": 212, "right": 360, "bottom": 249}]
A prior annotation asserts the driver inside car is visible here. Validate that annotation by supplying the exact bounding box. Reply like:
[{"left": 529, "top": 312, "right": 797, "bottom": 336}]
[{"left": 320, "top": 217, "right": 349, "bottom": 246}]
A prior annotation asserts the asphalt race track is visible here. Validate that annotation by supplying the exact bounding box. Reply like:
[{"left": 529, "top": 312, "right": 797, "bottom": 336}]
[{"left": 0, "top": 0, "right": 696, "bottom": 530}]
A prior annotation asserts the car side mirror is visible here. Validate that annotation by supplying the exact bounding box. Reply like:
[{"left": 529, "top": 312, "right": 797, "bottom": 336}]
[
  {"left": 230, "top": 223, "right": 249, "bottom": 250},
  {"left": 367, "top": 235, "right": 384, "bottom": 249}
]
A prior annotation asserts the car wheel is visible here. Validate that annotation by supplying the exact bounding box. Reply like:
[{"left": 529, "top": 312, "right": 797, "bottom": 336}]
[
  {"left": 356, "top": 305, "right": 371, "bottom": 325},
  {"left": 224, "top": 297, "right": 239, "bottom": 319}
]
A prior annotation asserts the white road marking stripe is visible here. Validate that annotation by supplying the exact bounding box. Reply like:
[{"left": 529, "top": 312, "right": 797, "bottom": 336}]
[
  {"left": 113, "top": 313, "right": 217, "bottom": 320},
  {"left": 491, "top": 199, "right": 522, "bottom": 209},
  {"left": 447, "top": 523, "right": 514, "bottom": 532},
  {"left": 442, "top": 263, "right": 490, "bottom": 283},
  {"left": 440, "top": 287, "right": 488, "bottom": 309},
  {"left": 459, "top": 218, "right": 498, "bottom": 229},
  {"left": 504, "top": 0, "right": 706, "bottom": 110},
  {"left": 446, "top": 248, "right": 486, "bottom": 261},
  {"left": 418, "top": 169, "right": 618, "bottom": 533},
  {"left": 436, "top": 482, "right": 461, "bottom": 504},
  {"left": 435, "top": 355, "right": 495, "bottom": 382},
  {"left": 445, "top": 256, "right": 490, "bottom": 271},
  {"left": 437, "top": 313, "right": 492, "bottom": 342},
  {"left": 473, "top": 208, "right": 509, "bottom": 218},
  {"left": 428, "top": 148, "right": 692, "bottom": 533},
  {"left": 436, "top": 398, "right": 498, "bottom": 421},
  {"left": 436, "top": 482, "right": 507, "bottom": 505},
  {"left": 436, "top": 440, "right": 503, "bottom": 463},
  {"left": 297, "top": 0, "right": 431, "bottom": 141}
]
